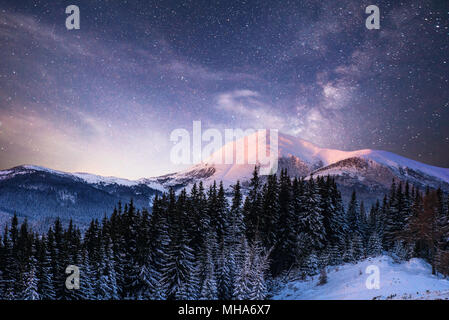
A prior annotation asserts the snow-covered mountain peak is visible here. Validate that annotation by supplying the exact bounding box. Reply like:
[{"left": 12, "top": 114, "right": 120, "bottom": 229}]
[
  {"left": 151, "top": 132, "right": 449, "bottom": 192},
  {"left": 200, "top": 131, "right": 373, "bottom": 167}
]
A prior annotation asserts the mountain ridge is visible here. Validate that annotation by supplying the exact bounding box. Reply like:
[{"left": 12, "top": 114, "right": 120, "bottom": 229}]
[
  {"left": 3, "top": 133, "right": 448, "bottom": 188},
  {"left": 1, "top": 133, "right": 448, "bottom": 230},
  {"left": 143, "top": 132, "right": 449, "bottom": 192}
]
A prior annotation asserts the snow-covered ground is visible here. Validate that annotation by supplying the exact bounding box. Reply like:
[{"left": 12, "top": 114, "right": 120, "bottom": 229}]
[{"left": 273, "top": 256, "right": 449, "bottom": 300}]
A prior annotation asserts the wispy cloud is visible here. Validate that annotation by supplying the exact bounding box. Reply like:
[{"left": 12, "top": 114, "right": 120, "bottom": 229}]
[{"left": 215, "top": 90, "right": 288, "bottom": 130}]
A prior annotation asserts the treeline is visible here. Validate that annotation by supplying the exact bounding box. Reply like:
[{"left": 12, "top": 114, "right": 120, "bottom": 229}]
[{"left": 0, "top": 167, "right": 448, "bottom": 300}]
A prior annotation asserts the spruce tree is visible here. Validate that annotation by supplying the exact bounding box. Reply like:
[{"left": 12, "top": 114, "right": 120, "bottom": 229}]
[
  {"left": 21, "top": 262, "right": 40, "bottom": 300},
  {"left": 243, "top": 166, "right": 262, "bottom": 243},
  {"left": 79, "top": 248, "right": 96, "bottom": 300},
  {"left": 297, "top": 179, "right": 326, "bottom": 254},
  {"left": 260, "top": 174, "right": 279, "bottom": 250},
  {"left": 37, "top": 237, "right": 55, "bottom": 300},
  {"left": 367, "top": 232, "right": 383, "bottom": 257},
  {"left": 233, "top": 236, "right": 251, "bottom": 300},
  {"left": 148, "top": 194, "right": 170, "bottom": 299},
  {"left": 162, "top": 189, "right": 196, "bottom": 300},
  {"left": 248, "top": 241, "right": 270, "bottom": 300},
  {"left": 272, "top": 170, "right": 296, "bottom": 275},
  {"left": 346, "top": 191, "right": 360, "bottom": 235}
]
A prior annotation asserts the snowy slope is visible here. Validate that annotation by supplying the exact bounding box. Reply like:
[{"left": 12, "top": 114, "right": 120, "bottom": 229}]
[
  {"left": 273, "top": 255, "right": 449, "bottom": 300},
  {"left": 142, "top": 132, "right": 359, "bottom": 189},
  {"left": 0, "top": 165, "right": 139, "bottom": 186},
  {"left": 313, "top": 151, "right": 449, "bottom": 185},
  {"left": 144, "top": 132, "right": 449, "bottom": 194},
  {"left": 363, "top": 150, "right": 449, "bottom": 184},
  {"left": 206, "top": 131, "right": 448, "bottom": 184}
]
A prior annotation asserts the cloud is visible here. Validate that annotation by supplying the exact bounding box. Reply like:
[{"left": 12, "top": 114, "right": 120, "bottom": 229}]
[{"left": 216, "top": 90, "right": 288, "bottom": 130}]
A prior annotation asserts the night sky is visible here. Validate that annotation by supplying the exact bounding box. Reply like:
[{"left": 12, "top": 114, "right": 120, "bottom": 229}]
[{"left": 0, "top": 0, "right": 448, "bottom": 179}]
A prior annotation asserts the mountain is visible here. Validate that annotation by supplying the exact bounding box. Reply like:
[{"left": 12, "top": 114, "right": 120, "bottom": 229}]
[
  {"left": 0, "top": 132, "right": 448, "bottom": 230},
  {"left": 0, "top": 165, "right": 162, "bottom": 231},
  {"left": 144, "top": 132, "right": 449, "bottom": 204}
]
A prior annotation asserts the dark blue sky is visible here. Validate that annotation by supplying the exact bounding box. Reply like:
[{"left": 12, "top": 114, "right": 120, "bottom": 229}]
[{"left": 0, "top": 0, "right": 448, "bottom": 178}]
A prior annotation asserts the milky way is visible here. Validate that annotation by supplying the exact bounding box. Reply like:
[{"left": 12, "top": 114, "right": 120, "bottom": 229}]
[{"left": 0, "top": 0, "right": 448, "bottom": 178}]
